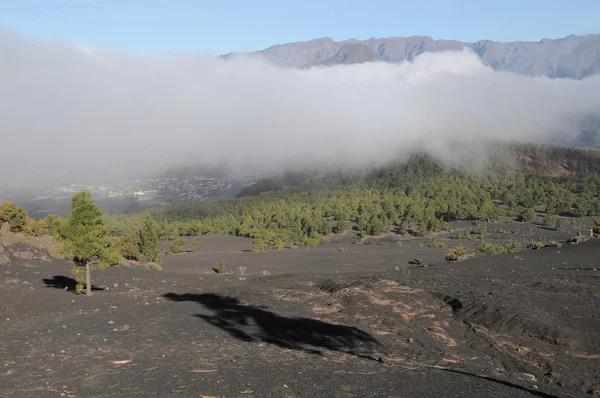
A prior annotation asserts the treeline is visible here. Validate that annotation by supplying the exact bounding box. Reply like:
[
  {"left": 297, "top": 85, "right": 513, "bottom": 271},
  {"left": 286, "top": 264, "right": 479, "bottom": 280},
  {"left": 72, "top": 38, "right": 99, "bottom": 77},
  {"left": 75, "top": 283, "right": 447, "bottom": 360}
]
[
  {"left": 4, "top": 143, "right": 600, "bottom": 254},
  {"left": 104, "top": 147, "right": 600, "bottom": 251}
]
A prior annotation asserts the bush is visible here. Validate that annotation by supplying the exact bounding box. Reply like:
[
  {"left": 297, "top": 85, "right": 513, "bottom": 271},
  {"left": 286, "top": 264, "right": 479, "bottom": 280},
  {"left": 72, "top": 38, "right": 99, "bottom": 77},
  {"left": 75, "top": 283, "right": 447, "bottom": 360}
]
[
  {"left": 505, "top": 240, "right": 522, "bottom": 253},
  {"left": 332, "top": 220, "right": 348, "bottom": 234},
  {"left": 429, "top": 237, "right": 447, "bottom": 248},
  {"left": 408, "top": 258, "right": 425, "bottom": 266},
  {"left": 118, "top": 232, "right": 142, "bottom": 260},
  {"left": 479, "top": 223, "right": 488, "bottom": 240},
  {"left": 191, "top": 241, "right": 201, "bottom": 252},
  {"left": 479, "top": 241, "right": 507, "bottom": 255},
  {"left": 218, "top": 260, "right": 226, "bottom": 274},
  {"left": 593, "top": 219, "right": 600, "bottom": 235},
  {"left": 445, "top": 245, "right": 470, "bottom": 262},
  {"left": 167, "top": 237, "right": 186, "bottom": 255},
  {"left": 517, "top": 208, "right": 536, "bottom": 222},
  {"left": 543, "top": 213, "right": 556, "bottom": 227},
  {"left": 0, "top": 202, "right": 28, "bottom": 233},
  {"left": 531, "top": 241, "right": 545, "bottom": 250},
  {"left": 252, "top": 238, "right": 269, "bottom": 252}
]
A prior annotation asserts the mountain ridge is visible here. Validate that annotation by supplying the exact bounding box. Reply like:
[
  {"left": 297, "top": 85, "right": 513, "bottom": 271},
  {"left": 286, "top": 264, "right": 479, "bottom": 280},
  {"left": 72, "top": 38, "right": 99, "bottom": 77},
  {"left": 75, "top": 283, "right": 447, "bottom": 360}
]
[{"left": 223, "top": 34, "right": 600, "bottom": 79}]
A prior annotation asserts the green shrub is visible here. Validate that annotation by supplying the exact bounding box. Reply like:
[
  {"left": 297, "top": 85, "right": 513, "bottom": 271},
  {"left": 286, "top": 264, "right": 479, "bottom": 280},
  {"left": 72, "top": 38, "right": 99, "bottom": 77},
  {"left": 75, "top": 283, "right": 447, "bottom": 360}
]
[
  {"left": 445, "top": 245, "right": 470, "bottom": 262},
  {"left": 517, "top": 208, "right": 535, "bottom": 222},
  {"left": 0, "top": 202, "right": 28, "bottom": 233},
  {"left": 167, "top": 237, "right": 186, "bottom": 255},
  {"left": 218, "top": 260, "right": 226, "bottom": 274},
  {"left": 479, "top": 241, "right": 508, "bottom": 255},
  {"left": 543, "top": 213, "right": 556, "bottom": 227},
  {"left": 594, "top": 219, "right": 600, "bottom": 235},
  {"left": 333, "top": 220, "right": 348, "bottom": 234},
  {"left": 408, "top": 258, "right": 425, "bottom": 266},
  {"left": 505, "top": 240, "right": 522, "bottom": 253},
  {"left": 531, "top": 241, "right": 545, "bottom": 250},
  {"left": 429, "top": 237, "right": 447, "bottom": 248}
]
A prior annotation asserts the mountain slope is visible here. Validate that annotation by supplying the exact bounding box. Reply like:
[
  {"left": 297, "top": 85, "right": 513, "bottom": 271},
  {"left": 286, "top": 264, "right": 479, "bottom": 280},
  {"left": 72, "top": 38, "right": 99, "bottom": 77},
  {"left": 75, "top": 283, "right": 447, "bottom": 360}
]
[{"left": 223, "top": 34, "right": 600, "bottom": 79}]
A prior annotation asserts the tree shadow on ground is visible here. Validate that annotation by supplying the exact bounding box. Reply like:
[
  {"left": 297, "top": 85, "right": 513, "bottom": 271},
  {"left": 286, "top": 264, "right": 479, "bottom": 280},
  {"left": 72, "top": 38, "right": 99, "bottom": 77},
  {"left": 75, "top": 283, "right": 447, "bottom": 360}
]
[
  {"left": 42, "top": 275, "right": 104, "bottom": 293},
  {"left": 163, "top": 293, "right": 382, "bottom": 359}
]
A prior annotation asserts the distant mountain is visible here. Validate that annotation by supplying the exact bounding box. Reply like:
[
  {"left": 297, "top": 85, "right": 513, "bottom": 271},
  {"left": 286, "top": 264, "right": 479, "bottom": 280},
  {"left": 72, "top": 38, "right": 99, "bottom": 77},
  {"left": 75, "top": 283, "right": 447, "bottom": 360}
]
[
  {"left": 223, "top": 34, "right": 600, "bottom": 79},
  {"left": 308, "top": 43, "right": 383, "bottom": 67}
]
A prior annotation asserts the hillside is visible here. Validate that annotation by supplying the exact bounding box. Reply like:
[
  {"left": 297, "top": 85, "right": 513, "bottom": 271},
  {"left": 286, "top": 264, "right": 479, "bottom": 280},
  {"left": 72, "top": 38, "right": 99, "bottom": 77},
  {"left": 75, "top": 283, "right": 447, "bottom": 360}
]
[{"left": 223, "top": 34, "right": 600, "bottom": 79}]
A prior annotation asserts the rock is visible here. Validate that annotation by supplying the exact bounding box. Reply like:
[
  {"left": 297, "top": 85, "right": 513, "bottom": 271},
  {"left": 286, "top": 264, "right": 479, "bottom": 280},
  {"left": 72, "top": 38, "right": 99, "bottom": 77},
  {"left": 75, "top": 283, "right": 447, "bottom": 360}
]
[
  {"left": 14, "top": 251, "right": 34, "bottom": 260},
  {"left": 0, "top": 223, "right": 10, "bottom": 236},
  {"left": 0, "top": 253, "right": 10, "bottom": 266}
]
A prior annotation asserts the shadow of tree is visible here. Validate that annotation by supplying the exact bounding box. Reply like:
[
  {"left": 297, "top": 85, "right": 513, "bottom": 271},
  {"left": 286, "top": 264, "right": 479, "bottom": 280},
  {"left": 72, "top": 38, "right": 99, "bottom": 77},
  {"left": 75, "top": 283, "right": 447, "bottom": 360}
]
[
  {"left": 42, "top": 275, "right": 104, "bottom": 293},
  {"left": 163, "top": 293, "right": 382, "bottom": 359}
]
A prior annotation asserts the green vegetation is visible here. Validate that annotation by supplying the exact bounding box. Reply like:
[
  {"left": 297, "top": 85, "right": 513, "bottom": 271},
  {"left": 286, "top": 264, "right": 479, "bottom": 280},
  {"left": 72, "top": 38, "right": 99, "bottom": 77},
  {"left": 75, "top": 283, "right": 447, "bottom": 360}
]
[
  {"left": 139, "top": 215, "right": 161, "bottom": 264},
  {"left": 408, "top": 258, "right": 425, "bottom": 266},
  {"left": 4, "top": 144, "right": 600, "bottom": 263},
  {"left": 479, "top": 240, "right": 523, "bottom": 255},
  {"left": 543, "top": 213, "right": 557, "bottom": 228},
  {"left": 445, "top": 245, "right": 470, "bottom": 262},
  {"left": 479, "top": 223, "right": 488, "bottom": 240},
  {"left": 0, "top": 202, "right": 29, "bottom": 233},
  {"left": 54, "top": 192, "right": 121, "bottom": 296},
  {"left": 218, "top": 260, "right": 226, "bottom": 274},
  {"left": 479, "top": 241, "right": 508, "bottom": 255},
  {"left": 167, "top": 237, "right": 186, "bottom": 255},
  {"left": 97, "top": 147, "right": 600, "bottom": 250},
  {"left": 594, "top": 219, "right": 600, "bottom": 235},
  {"left": 429, "top": 236, "right": 447, "bottom": 248},
  {"left": 531, "top": 241, "right": 545, "bottom": 250},
  {"left": 191, "top": 240, "right": 201, "bottom": 252},
  {"left": 506, "top": 240, "right": 523, "bottom": 253},
  {"left": 517, "top": 208, "right": 536, "bottom": 222}
]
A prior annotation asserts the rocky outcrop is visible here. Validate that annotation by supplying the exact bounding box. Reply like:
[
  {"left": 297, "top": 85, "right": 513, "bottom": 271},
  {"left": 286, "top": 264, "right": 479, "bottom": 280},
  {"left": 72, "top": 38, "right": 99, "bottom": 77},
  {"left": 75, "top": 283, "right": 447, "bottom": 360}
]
[{"left": 0, "top": 222, "right": 56, "bottom": 264}]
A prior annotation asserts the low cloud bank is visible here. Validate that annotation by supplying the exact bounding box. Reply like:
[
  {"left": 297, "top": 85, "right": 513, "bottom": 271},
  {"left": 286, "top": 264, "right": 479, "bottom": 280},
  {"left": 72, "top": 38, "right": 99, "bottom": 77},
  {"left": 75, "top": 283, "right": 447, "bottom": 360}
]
[{"left": 1, "top": 29, "right": 599, "bottom": 187}]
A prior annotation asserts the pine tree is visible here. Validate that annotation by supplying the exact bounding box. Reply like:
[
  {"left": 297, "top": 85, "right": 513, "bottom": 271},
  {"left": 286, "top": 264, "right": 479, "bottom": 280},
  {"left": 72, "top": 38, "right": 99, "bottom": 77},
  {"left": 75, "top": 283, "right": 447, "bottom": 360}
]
[
  {"left": 0, "top": 202, "right": 29, "bottom": 232},
  {"left": 139, "top": 215, "right": 161, "bottom": 265},
  {"left": 54, "top": 192, "right": 121, "bottom": 296}
]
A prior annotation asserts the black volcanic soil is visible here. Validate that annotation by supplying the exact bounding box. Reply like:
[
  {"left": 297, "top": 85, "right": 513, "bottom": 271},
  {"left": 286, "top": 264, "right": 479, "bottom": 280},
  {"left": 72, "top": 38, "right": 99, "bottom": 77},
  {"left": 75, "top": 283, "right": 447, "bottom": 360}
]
[{"left": 1, "top": 234, "right": 599, "bottom": 397}]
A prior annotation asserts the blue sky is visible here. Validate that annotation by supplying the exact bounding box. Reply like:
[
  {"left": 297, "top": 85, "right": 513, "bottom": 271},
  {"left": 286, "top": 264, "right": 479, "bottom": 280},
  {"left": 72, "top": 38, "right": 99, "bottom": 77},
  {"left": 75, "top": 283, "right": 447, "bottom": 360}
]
[{"left": 1, "top": 0, "right": 598, "bottom": 54}]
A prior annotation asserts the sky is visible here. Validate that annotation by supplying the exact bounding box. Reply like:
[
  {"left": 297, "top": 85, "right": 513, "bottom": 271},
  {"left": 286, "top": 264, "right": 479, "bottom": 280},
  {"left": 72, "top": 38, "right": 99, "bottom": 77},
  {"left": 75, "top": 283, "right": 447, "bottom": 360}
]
[{"left": 0, "top": 0, "right": 599, "bottom": 55}]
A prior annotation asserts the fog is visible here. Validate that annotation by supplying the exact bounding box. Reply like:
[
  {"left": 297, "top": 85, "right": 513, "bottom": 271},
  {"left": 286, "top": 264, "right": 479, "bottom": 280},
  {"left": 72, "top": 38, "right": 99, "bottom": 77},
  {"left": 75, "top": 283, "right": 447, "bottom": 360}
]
[{"left": 1, "top": 29, "right": 599, "bottom": 188}]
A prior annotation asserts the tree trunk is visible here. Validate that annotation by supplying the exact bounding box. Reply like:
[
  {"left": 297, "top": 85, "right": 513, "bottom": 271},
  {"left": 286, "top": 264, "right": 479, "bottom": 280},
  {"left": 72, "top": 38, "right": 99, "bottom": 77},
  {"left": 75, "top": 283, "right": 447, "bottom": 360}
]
[{"left": 86, "top": 263, "right": 92, "bottom": 296}]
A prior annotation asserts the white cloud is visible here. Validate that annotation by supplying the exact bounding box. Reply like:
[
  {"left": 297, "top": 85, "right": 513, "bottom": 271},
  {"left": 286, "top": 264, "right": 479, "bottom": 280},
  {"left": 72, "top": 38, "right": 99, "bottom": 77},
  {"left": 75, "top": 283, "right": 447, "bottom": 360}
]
[{"left": 0, "top": 31, "right": 598, "bottom": 187}]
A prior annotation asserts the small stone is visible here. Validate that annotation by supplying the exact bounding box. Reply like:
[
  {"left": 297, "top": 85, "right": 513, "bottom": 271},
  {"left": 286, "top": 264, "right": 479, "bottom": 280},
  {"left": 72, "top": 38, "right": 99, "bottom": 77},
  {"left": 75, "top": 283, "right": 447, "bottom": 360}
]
[
  {"left": 112, "top": 328, "right": 118, "bottom": 332},
  {"left": 108, "top": 320, "right": 114, "bottom": 325},
  {"left": 113, "top": 283, "right": 118, "bottom": 288}
]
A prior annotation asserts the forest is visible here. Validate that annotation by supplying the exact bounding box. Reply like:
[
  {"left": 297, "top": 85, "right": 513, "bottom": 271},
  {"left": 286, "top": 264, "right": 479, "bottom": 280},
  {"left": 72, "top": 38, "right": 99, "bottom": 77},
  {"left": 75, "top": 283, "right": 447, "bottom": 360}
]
[{"left": 2, "top": 143, "right": 600, "bottom": 257}]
